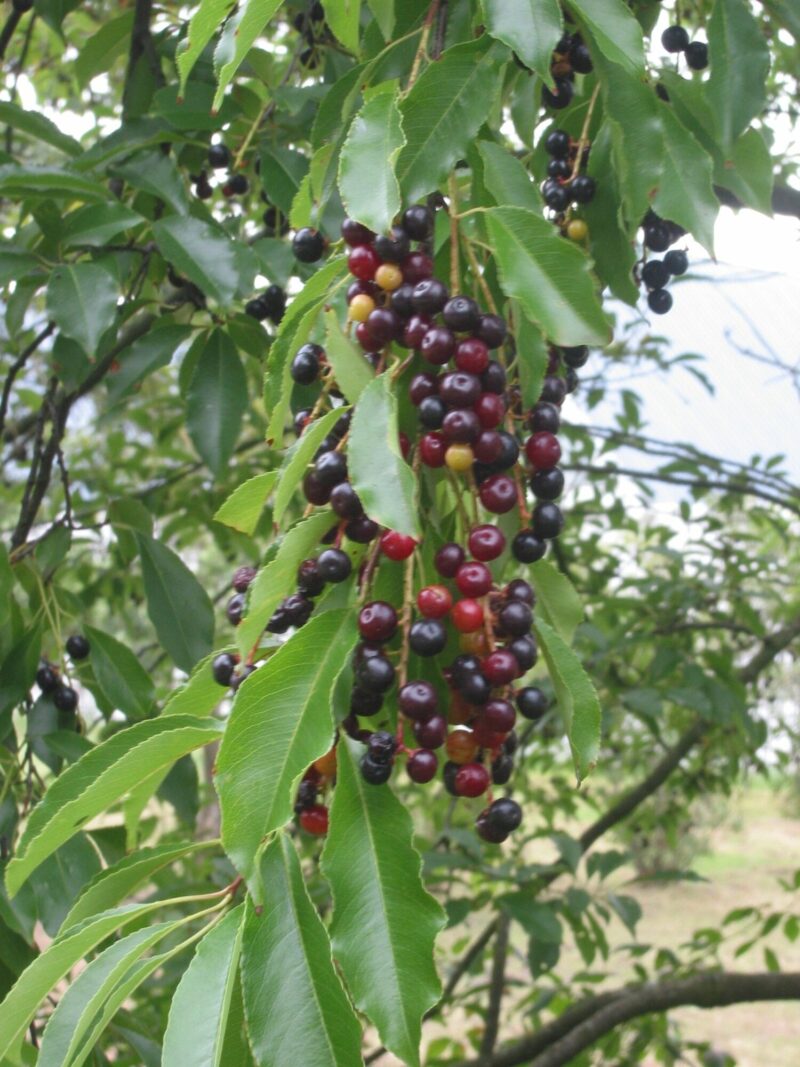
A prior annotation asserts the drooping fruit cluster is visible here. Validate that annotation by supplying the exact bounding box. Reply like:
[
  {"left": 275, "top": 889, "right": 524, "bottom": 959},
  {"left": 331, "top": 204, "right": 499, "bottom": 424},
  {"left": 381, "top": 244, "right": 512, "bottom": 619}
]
[
  {"left": 541, "top": 127, "right": 596, "bottom": 243},
  {"left": 34, "top": 634, "right": 91, "bottom": 723},
  {"left": 219, "top": 196, "right": 594, "bottom": 845},
  {"left": 661, "top": 24, "right": 709, "bottom": 71},
  {"left": 541, "top": 30, "right": 594, "bottom": 111},
  {"left": 639, "top": 210, "right": 690, "bottom": 315}
]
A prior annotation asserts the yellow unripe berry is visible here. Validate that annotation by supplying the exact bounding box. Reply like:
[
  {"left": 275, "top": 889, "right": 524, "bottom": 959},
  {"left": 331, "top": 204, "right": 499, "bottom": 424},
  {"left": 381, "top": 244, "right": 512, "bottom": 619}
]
[
  {"left": 375, "top": 263, "right": 403, "bottom": 291},
  {"left": 445, "top": 444, "right": 475, "bottom": 472},
  {"left": 445, "top": 728, "right": 479, "bottom": 765},
  {"left": 459, "top": 630, "right": 488, "bottom": 656},
  {"left": 348, "top": 293, "right": 376, "bottom": 322},
  {"left": 567, "top": 218, "right": 589, "bottom": 242}
]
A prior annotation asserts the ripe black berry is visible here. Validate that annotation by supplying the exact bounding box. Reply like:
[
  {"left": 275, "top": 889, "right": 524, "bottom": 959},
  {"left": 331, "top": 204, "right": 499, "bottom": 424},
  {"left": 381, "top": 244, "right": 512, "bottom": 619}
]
[
  {"left": 283, "top": 593, "right": 314, "bottom": 627},
  {"left": 664, "top": 249, "right": 689, "bottom": 276},
  {"left": 491, "top": 753, "right": 514, "bottom": 785},
  {"left": 226, "top": 593, "right": 246, "bottom": 626},
  {"left": 374, "top": 226, "right": 410, "bottom": 263},
  {"left": 562, "top": 345, "right": 589, "bottom": 369},
  {"left": 358, "top": 601, "right": 398, "bottom": 643},
  {"left": 290, "top": 342, "right": 323, "bottom": 385},
  {"left": 418, "top": 396, "right": 446, "bottom": 430},
  {"left": 544, "top": 182, "right": 570, "bottom": 212},
  {"left": 508, "top": 635, "right": 537, "bottom": 672},
  {"left": 570, "top": 175, "right": 596, "bottom": 204},
  {"left": 356, "top": 654, "right": 396, "bottom": 693},
  {"left": 476, "top": 314, "right": 507, "bottom": 349},
  {"left": 367, "top": 731, "right": 397, "bottom": 761},
  {"left": 540, "top": 375, "right": 566, "bottom": 406},
  {"left": 545, "top": 129, "right": 570, "bottom": 158},
  {"left": 360, "top": 753, "right": 393, "bottom": 785},
  {"left": 330, "top": 482, "right": 363, "bottom": 519},
  {"left": 460, "top": 671, "right": 491, "bottom": 706},
  {"left": 314, "top": 450, "right": 347, "bottom": 488},
  {"left": 512, "top": 530, "right": 546, "bottom": 564},
  {"left": 212, "top": 653, "right": 237, "bottom": 686},
  {"left": 570, "top": 41, "right": 593, "bottom": 74},
  {"left": 293, "top": 227, "right": 325, "bottom": 263},
  {"left": 506, "top": 579, "right": 535, "bottom": 605},
  {"left": 481, "top": 361, "right": 507, "bottom": 394},
  {"left": 517, "top": 686, "right": 548, "bottom": 720},
  {"left": 350, "top": 687, "right": 383, "bottom": 716},
  {"left": 643, "top": 222, "right": 670, "bottom": 253},
  {"left": 66, "top": 634, "right": 90, "bottom": 660},
  {"left": 208, "top": 143, "right": 231, "bottom": 169},
  {"left": 547, "top": 158, "right": 571, "bottom": 180},
  {"left": 345, "top": 516, "right": 379, "bottom": 543},
  {"left": 486, "top": 797, "right": 522, "bottom": 833},
  {"left": 36, "top": 663, "right": 59, "bottom": 693},
  {"left": 542, "top": 76, "right": 574, "bottom": 110},
  {"left": 529, "top": 401, "right": 561, "bottom": 433},
  {"left": 532, "top": 502, "right": 564, "bottom": 540},
  {"left": 685, "top": 41, "right": 709, "bottom": 70},
  {"left": 297, "top": 559, "right": 325, "bottom": 596},
  {"left": 530, "top": 467, "right": 565, "bottom": 501},
  {"left": 641, "top": 259, "right": 670, "bottom": 290},
  {"left": 498, "top": 601, "right": 533, "bottom": 637},
  {"left": 443, "top": 296, "right": 480, "bottom": 333},
  {"left": 317, "top": 548, "right": 352, "bottom": 583},
  {"left": 662, "top": 25, "right": 689, "bottom": 53},
  {"left": 411, "top": 278, "right": 449, "bottom": 315},
  {"left": 54, "top": 685, "right": 78, "bottom": 713},
  {"left": 401, "top": 204, "right": 434, "bottom": 240},
  {"left": 408, "top": 749, "right": 438, "bottom": 783},
  {"left": 647, "top": 288, "right": 673, "bottom": 315},
  {"left": 409, "top": 619, "right": 447, "bottom": 657}
]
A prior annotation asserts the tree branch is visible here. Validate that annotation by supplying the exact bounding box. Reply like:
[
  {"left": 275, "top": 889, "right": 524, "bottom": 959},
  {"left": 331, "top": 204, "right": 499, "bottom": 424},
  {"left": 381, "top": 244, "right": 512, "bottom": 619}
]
[
  {"left": 715, "top": 182, "right": 800, "bottom": 220},
  {"left": 464, "top": 971, "right": 800, "bottom": 1067},
  {"left": 0, "top": 322, "right": 55, "bottom": 440},
  {"left": 0, "top": 9, "right": 22, "bottom": 64},
  {"left": 122, "top": 0, "right": 164, "bottom": 119},
  {"left": 479, "top": 913, "right": 510, "bottom": 1059}
]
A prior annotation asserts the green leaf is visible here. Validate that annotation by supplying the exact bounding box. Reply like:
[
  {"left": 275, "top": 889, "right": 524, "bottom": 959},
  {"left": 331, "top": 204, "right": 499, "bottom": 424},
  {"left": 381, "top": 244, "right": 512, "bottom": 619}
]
[
  {"left": 177, "top": 0, "right": 235, "bottom": 93},
  {"left": 499, "top": 894, "right": 562, "bottom": 942},
  {"left": 186, "top": 329, "right": 248, "bottom": 476},
  {"left": 46, "top": 263, "right": 118, "bottom": 357},
  {"left": 259, "top": 146, "right": 310, "bottom": 216},
  {"left": 366, "top": 0, "right": 393, "bottom": 38},
  {"left": 5, "top": 717, "right": 223, "bottom": 896},
  {"left": 212, "top": 1, "right": 285, "bottom": 111},
  {"left": 396, "top": 37, "right": 507, "bottom": 204},
  {"left": 163, "top": 905, "right": 245, "bottom": 1067},
  {"left": 511, "top": 306, "right": 549, "bottom": 408},
  {"left": 273, "top": 406, "right": 345, "bottom": 523},
  {"left": 478, "top": 140, "right": 541, "bottom": 210},
  {"left": 653, "top": 104, "right": 717, "bottom": 256},
  {"left": 0, "top": 899, "right": 187, "bottom": 1061},
  {"left": 0, "top": 247, "right": 38, "bottom": 288},
  {"left": 60, "top": 842, "right": 214, "bottom": 934},
  {"left": 534, "top": 618, "right": 601, "bottom": 783},
  {"left": 583, "top": 121, "right": 639, "bottom": 305},
  {"left": 480, "top": 0, "right": 562, "bottom": 84},
  {"left": 152, "top": 216, "right": 248, "bottom": 308},
  {"left": 106, "top": 323, "right": 192, "bottom": 403},
  {"left": 587, "top": 44, "right": 663, "bottom": 227},
  {"left": 0, "top": 103, "right": 80, "bottom": 157},
  {"left": 569, "top": 0, "right": 645, "bottom": 74},
  {"left": 0, "top": 165, "right": 108, "bottom": 202},
  {"left": 114, "top": 150, "right": 190, "bottom": 215},
  {"left": 607, "top": 892, "right": 642, "bottom": 934},
  {"left": 707, "top": 0, "right": 771, "bottom": 152},
  {"left": 531, "top": 559, "right": 583, "bottom": 644},
  {"left": 62, "top": 203, "right": 144, "bottom": 248},
  {"left": 74, "top": 11, "right": 136, "bottom": 87},
  {"left": 241, "top": 836, "right": 363, "bottom": 1066},
  {"left": 0, "top": 625, "right": 41, "bottom": 726},
  {"left": 323, "top": 308, "right": 374, "bottom": 404},
  {"left": 485, "top": 207, "right": 610, "bottom": 347},
  {"left": 321, "top": 739, "right": 445, "bottom": 1066},
  {"left": 716, "top": 128, "right": 774, "bottom": 216},
  {"left": 323, "top": 0, "right": 361, "bottom": 54},
  {"left": 234, "top": 510, "right": 335, "bottom": 657},
  {"left": 349, "top": 373, "right": 420, "bottom": 538},
  {"left": 213, "top": 471, "right": 278, "bottom": 535},
  {"left": 264, "top": 257, "right": 349, "bottom": 449},
  {"left": 339, "top": 86, "right": 405, "bottom": 234},
  {"left": 217, "top": 610, "right": 357, "bottom": 895},
  {"left": 135, "top": 532, "right": 215, "bottom": 672},
  {"left": 84, "top": 625, "right": 154, "bottom": 720},
  {"left": 38, "top": 920, "right": 180, "bottom": 1067}
]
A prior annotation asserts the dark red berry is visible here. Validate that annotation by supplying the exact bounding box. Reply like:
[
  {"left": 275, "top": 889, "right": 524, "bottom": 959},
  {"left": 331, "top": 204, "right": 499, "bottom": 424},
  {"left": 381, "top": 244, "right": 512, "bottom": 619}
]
[
  {"left": 413, "top": 714, "right": 447, "bottom": 748},
  {"left": 421, "top": 326, "right": 456, "bottom": 365},
  {"left": 399, "top": 680, "right": 438, "bottom": 721},
  {"left": 455, "top": 762, "right": 490, "bottom": 798},
  {"left": 417, "top": 585, "right": 453, "bottom": 619},
  {"left": 403, "top": 314, "right": 433, "bottom": 349},
  {"left": 401, "top": 251, "right": 433, "bottom": 284},
  {"left": 482, "top": 699, "right": 516, "bottom": 733},
  {"left": 525, "top": 431, "right": 561, "bottom": 470},
  {"left": 468, "top": 525, "right": 506, "bottom": 562},
  {"left": 407, "top": 749, "right": 438, "bottom": 783},
  {"left": 358, "top": 601, "right": 398, "bottom": 643},
  {"left": 341, "top": 218, "right": 375, "bottom": 246},
  {"left": 479, "top": 474, "right": 517, "bottom": 514},
  {"left": 482, "top": 650, "right": 519, "bottom": 685},
  {"left": 300, "top": 804, "right": 329, "bottom": 834},
  {"left": 435, "top": 543, "right": 465, "bottom": 578},
  {"left": 451, "top": 598, "right": 484, "bottom": 633},
  {"left": 439, "top": 371, "right": 481, "bottom": 409},
  {"left": 409, "top": 372, "right": 438, "bottom": 405},
  {"left": 420, "top": 432, "right": 446, "bottom": 467},
  {"left": 474, "top": 431, "right": 504, "bottom": 464},
  {"left": 456, "top": 561, "right": 493, "bottom": 598},
  {"left": 475, "top": 392, "right": 506, "bottom": 428},
  {"left": 348, "top": 244, "right": 381, "bottom": 280},
  {"left": 441, "top": 408, "right": 481, "bottom": 444},
  {"left": 455, "top": 338, "right": 489, "bottom": 375}
]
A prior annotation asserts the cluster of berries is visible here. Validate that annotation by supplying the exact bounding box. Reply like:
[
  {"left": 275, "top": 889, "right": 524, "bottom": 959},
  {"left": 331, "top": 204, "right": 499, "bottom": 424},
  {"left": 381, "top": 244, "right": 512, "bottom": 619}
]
[
  {"left": 640, "top": 210, "right": 690, "bottom": 315},
  {"left": 35, "top": 634, "right": 90, "bottom": 718},
  {"left": 542, "top": 31, "right": 594, "bottom": 111},
  {"left": 218, "top": 196, "right": 590, "bottom": 845},
  {"left": 292, "top": 1, "right": 329, "bottom": 70},
  {"left": 541, "top": 127, "right": 596, "bottom": 242},
  {"left": 661, "top": 24, "right": 709, "bottom": 71},
  {"left": 191, "top": 143, "right": 249, "bottom": 202}
]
